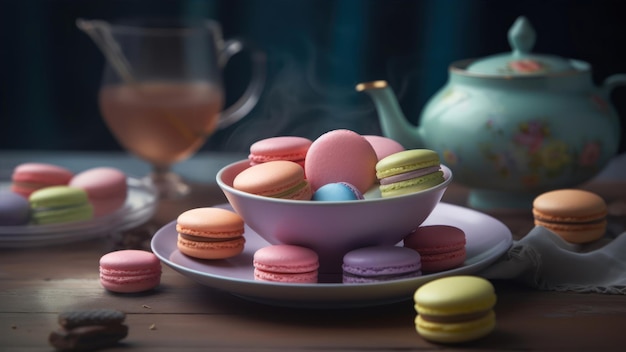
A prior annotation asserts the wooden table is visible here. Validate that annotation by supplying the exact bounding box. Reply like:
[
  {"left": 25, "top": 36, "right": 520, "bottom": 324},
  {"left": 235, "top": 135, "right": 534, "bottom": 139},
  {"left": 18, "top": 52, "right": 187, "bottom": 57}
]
[{"left": 1, "top": 151, "right": 625, "bottom": 351}]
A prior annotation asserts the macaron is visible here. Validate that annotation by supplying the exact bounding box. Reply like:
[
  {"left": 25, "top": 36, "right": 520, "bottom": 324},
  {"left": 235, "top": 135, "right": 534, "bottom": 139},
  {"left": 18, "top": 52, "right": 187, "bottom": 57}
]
[
  {"left": 0, "top": 190, "right": 31, "bottom": 226},
  {"left": 403, "top": 225, "right": 466, "bottom": 273},
  {"left": 363, "top": 135, "right": 405, "bottom": 161},
  {"left": 253, "top": 244, "right": 319, "bottom": 283},
  {"left": 414, "top": 276, "right": 497, "bottom": 343},
  {"left": 11, "top": 163, "right": 74, "bottom": 198},
  {"left": 176, "top": 207, "right": 246, "bottom": 259},
  {"left": 99, "top": 250, "right": 162, "bottom": 293},
  {"left": 376, "top": 149, "right": 445, "bottom": 198},
  {"left": 233, "top": 160, "right": 313, "bottom": 200},
  {"left": 69, "top": 167, "right": 128, "bottom": 217},
  {"left": 29, "top": 186, "right": 93, "bottom": 225},
  {"left": 312, "top": 182, "right": 364, "bottom": 201},
  {"left": 248, "top": 136, "right": 312, "bottom": 167},
  {"left": 305, "top": 129, "right": 378, "bottom": 194},
  {"left": 342, "top": 246, "right": 422, "bottom": 283},
  {"left": 532, "top": 189, "right": 607, "bottom": 244}
]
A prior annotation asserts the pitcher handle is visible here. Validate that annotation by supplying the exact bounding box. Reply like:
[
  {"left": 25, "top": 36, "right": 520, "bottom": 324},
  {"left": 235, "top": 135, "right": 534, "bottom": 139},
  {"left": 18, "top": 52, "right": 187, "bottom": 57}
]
[{"left": 216, "top": 38, "right": 266, "bottom": 129}]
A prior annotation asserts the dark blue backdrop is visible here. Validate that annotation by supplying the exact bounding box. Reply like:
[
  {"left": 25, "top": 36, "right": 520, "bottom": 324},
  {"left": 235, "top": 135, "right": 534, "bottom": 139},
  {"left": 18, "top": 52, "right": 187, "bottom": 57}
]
[{"left": 2, "top": 0, "right": 625, "bottom": 153}]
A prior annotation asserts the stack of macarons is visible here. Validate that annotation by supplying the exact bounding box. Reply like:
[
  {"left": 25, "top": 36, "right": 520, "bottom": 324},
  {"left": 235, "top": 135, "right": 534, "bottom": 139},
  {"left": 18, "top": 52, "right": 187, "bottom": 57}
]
[
  {"left": 0, "top": 163, "right": 129, "bottom": 226},
  {"left": 235, "top": 129, "right": 445, "bottom": 202}
]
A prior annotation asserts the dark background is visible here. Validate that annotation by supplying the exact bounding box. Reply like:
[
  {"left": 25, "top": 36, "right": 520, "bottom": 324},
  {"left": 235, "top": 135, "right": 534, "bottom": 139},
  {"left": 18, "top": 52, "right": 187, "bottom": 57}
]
[{"left": 2, "top": 0, "right": 626, "bottom": 154}]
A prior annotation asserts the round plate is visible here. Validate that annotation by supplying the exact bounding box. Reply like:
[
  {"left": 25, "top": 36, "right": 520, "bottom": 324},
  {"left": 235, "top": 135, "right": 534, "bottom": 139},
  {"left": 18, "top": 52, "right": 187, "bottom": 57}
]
[
  {"left": 0, "top": 178, "right": 157, "bottom": 247},
  {"left": 151, "top": 202, "right": 512, "bottom": 308}
]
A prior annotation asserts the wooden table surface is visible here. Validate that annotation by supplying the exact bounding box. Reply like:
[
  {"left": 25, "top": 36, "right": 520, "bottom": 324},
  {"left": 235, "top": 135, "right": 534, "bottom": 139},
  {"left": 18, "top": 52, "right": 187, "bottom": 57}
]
[{"left": 1, "top": 151, "right": 625, "bottom": 351}]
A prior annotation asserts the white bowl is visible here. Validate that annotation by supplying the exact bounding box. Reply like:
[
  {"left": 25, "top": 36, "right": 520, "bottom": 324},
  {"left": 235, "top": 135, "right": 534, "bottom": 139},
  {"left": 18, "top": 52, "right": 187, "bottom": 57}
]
[{"left": 216, "top": 160, "right": 452, "bottom": 274}]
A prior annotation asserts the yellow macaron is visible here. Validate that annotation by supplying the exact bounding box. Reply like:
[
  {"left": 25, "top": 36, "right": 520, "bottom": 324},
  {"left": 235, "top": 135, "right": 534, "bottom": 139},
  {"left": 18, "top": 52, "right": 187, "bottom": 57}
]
[{"left": 413, "top": 276, "right": 496, "bottom": 343}]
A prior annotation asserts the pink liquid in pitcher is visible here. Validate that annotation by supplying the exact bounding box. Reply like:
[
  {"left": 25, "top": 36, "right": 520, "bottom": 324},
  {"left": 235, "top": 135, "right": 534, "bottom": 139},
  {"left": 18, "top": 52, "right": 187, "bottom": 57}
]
[{"left": 99, "top": 82, "right": 224, "bottom": 165}]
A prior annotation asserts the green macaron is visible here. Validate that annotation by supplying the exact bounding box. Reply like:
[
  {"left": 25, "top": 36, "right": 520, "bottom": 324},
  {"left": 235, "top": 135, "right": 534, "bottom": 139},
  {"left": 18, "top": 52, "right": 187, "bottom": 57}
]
[
  {"left": 29, "top": 186, "right": 94, "bottom": 224},
  {"left": 375, "top": 149, "right": 445, "bottom": 198}
]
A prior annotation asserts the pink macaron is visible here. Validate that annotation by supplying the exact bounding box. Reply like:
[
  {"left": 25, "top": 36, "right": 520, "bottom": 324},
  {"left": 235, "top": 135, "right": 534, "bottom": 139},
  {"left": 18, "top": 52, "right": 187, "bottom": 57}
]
[
  {"left": 403, "top": 225, "right": 466, "bottom": 273},
  {"left": 363, "top": 135, "right": 406, "bottom": 161},
  {"left": 305, "top": 129, "right": 378, "bottom": 193},
  {"left": 253, "top": 244, "right": 319, "bottom": 283},
  {"left": 99, "top": 250, "right": 162, "bottom": 293},
  {"left": 11, "top": 163, "right": 74, "bottom": 198},
  {"left": 248, "top": 136, "right": 312, "bottom": 167},
  {"left": 69, "top": 167, "right": 128, "bottom": 217}
]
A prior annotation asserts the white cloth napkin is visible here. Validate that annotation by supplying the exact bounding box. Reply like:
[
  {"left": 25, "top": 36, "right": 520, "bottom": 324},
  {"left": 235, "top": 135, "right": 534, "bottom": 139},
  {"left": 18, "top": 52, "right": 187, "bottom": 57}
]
[{"left": 479, "top": 226, "right": 626, "bottom": 294}]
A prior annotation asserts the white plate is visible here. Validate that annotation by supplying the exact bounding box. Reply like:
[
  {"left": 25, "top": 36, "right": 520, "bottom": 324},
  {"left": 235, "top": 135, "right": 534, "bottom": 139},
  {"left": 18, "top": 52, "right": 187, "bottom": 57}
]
[
  {"left": 151, "top": 202, "right": 513, "bottom": 308},
  {"left": 0, "top": 178, "right": 157, "bottom": 247}
]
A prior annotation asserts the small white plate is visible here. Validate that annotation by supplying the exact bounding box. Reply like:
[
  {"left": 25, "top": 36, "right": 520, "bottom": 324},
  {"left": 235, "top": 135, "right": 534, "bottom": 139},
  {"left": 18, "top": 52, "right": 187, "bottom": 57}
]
[
  {"left": 0, "top": 178, "right": 157, "bottom": 247},
  {"left": 151, "top": 202, "right": 513, "bottom": 308}
]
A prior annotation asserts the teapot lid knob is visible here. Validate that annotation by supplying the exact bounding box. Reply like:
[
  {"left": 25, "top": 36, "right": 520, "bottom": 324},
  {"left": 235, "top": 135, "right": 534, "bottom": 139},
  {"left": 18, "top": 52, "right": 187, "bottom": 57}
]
[
  {"left": 508, "top": 16, "right": 536, "bottom": 56},
  {"left": 465, "top": 16, "right": 578, "bottom": 76}
]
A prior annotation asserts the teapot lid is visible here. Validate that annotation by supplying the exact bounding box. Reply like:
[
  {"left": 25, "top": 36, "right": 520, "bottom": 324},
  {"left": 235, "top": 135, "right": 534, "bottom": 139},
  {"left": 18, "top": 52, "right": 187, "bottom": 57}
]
[{"left": 466, "top": 16, "right": 576, "bottom": 76}]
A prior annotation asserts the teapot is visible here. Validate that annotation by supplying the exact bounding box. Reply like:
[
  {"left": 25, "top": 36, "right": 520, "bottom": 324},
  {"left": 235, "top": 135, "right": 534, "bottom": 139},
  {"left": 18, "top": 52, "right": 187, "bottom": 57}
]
[{"left": 358, "top": 16, "right": 625, "bottom": 209}]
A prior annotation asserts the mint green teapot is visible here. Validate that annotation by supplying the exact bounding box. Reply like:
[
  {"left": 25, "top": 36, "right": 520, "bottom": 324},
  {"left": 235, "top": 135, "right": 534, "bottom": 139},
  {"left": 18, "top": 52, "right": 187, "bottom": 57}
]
[{"left": 358, "top": 16, "right": 625, "bottom": 210}]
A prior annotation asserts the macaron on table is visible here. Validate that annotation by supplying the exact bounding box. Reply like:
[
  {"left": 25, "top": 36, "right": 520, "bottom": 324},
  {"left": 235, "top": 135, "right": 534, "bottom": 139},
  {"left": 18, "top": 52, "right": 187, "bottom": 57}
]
[
  {"left": 532, "top": 189, "right": 608, "bottom": 244},
  {"left": 414, "top": 276, "right": 497, "bottom": 343},
  {"left": 99, "top": 249, "right": 162, "bottom": 293}
]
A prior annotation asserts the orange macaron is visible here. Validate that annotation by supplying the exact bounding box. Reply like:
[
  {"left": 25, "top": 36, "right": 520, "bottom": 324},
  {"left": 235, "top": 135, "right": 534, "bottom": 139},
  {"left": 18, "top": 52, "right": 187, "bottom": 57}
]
[
  {"left": 176, "top": 207, "right": 246, "bottom": 259},
  {"left": 532, "top": 189, "right": 607, "bottom": 244},
  {"left": 233, "top": 160, "right": 313, "bottom": 200}
]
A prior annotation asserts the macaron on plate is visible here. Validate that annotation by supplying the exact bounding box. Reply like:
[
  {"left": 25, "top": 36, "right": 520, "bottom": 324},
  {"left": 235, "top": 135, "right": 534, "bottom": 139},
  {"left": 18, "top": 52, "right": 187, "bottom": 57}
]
[
  {"left": 151, "top": 202, "right": 512, "bottom": 308},
  {"left": 0, "top": 176, "right": 157, "bottom": 248}
]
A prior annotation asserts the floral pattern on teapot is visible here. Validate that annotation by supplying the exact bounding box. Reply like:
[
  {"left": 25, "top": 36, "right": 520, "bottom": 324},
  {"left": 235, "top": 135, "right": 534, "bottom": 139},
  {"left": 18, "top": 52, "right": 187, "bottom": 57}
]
[{"left": 441, "top": 94, "right": 609, "bottom": 189}]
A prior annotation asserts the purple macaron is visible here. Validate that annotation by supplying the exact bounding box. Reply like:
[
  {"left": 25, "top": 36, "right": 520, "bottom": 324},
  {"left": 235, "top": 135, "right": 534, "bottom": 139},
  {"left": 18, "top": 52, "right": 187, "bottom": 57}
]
[
  {"left": 342, "top": 246, "right": 422, "bottom": 283},
  {"left": 0, "top": 190, "right": 31, "bottom": 226}
]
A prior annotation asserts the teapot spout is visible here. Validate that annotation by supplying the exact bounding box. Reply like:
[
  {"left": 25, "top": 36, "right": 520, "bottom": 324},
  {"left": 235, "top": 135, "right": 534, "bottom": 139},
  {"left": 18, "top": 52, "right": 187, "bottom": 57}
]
[{"left": 356, "top": 81, "right": 423, "bottom": 149}]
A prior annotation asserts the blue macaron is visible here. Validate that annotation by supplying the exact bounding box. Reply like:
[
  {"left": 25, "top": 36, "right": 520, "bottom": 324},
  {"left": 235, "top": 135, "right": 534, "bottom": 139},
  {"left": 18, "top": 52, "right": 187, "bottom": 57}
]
[{"left": 312, "top": 182, "right": 364, "bottom": 201}]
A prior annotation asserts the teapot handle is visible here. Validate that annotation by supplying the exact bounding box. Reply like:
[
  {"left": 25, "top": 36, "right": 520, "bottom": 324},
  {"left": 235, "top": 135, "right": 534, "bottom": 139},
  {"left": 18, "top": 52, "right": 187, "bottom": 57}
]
[
  {"left": 216, "top": 38, "right": 267, "bottom": 129},
  {"left": 603, "top": 74, "right": 626, "bottom": 94}
]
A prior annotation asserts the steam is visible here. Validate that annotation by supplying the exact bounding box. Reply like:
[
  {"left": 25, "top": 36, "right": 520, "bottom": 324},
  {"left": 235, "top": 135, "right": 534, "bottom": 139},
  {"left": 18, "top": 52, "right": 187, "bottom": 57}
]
[{"left": 221, "top": 40, "right": 381, "bottom": 151}]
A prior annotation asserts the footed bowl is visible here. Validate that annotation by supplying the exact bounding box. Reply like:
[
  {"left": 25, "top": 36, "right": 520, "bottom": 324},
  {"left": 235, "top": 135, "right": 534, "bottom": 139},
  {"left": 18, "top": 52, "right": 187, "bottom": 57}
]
[{"left": 216, "top": 160, "right": 452, "bottom": 274}]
